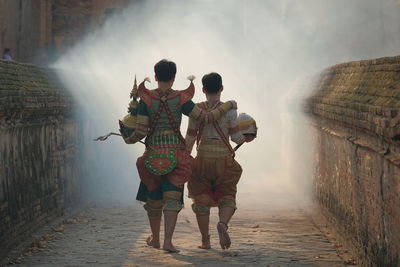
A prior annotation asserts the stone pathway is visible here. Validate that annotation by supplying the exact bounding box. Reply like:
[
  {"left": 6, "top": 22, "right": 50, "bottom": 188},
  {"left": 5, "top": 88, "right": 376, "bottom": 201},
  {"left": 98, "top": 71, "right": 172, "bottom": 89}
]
[{"left": 5, "top": 201, "right": 357, "bottom": 267}]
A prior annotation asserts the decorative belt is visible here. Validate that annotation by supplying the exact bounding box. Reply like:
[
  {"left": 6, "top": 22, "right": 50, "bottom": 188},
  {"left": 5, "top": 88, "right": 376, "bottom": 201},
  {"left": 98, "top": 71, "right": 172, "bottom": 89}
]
[
  {"left": 147, "top": 130, "right": 185, "bottom": 150},
  {"left": 197, "top": 139, "right": 231, "bottom": 158}
]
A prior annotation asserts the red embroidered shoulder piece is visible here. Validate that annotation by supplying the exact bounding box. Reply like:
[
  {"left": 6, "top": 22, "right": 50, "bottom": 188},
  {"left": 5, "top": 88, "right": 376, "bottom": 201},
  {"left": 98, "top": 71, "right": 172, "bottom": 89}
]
[
  {"left": 179, "top": 82, "right": 195, "bottom": 105},
  {"left": 138, "top": 80, "right": 157, "bottom": 107},
  {"left": 138, "top": 80, "right": 195, "bottom": 106}
]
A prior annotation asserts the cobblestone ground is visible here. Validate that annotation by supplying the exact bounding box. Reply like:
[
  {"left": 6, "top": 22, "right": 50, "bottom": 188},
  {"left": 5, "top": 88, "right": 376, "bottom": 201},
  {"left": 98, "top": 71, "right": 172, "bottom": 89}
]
[{"left": 5, "top": 201, "right": 357, "bottom": 267}]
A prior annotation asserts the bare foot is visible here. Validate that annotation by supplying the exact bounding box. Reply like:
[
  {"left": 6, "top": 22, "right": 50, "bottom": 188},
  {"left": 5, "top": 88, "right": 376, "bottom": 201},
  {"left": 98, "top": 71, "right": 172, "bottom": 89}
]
[
  {"left": 163, "top": 242, "right": 180, "bottom": 253},
  {"left": 217, "top": 222, "right": 231, "bottom": 249},
  {"left": 146, "top": 235, "right": 160, "bottom": 248},
  {"left": 198, "top": 235, "right": 211, "bottom": 249}
]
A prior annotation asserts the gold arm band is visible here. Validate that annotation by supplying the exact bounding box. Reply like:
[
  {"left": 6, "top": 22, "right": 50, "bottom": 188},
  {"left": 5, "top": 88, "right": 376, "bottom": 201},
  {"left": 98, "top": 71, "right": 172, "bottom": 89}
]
[
  {"left": 188, "top": 105, "right": 203, "bottom": 121},
  {"left": 188, "top": 102, "right": 233, "bottom": 124},
  {"left": 218, "top": 101, "right": 234, "bottom": 113},
  {"left": 205, "top": 102, "right": 233, "bottom": 123}
]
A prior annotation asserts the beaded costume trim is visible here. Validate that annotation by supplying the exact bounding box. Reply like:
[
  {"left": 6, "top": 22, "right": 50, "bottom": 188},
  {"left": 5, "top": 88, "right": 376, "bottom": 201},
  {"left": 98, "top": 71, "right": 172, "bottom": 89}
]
[{"left": 144, "top": 149, "right": 178, "bottom": 175}]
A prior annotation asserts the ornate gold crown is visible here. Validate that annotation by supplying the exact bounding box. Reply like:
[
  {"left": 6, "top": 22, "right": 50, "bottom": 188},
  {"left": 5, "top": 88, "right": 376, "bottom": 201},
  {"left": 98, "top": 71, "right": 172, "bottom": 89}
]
[{"left": 130, "top": 75, "right": 138, "bottom": 99}]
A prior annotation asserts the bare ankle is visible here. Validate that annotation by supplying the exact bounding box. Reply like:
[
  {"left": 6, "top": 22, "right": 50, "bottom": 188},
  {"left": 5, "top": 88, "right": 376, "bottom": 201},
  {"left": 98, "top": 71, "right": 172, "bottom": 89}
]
[
  {"left": 163, "top": 242, "right": 179, "bottom": 253},
  {"left": 146, "top": 235, "right": 160, "bottom": 248},
  {"left": 201, "top": 234, "right": 210, "bottom": 242},
  {"left": 163, "top": 239, "right": 173, "bottom": 246},
  {"left": 198, "top": 234, "right": 211, "bottom": 249}
]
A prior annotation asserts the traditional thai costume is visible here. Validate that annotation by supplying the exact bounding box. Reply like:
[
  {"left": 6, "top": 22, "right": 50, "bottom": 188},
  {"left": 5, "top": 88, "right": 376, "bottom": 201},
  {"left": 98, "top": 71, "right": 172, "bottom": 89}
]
[
  {"left": 185, "top": 101, "right": 245, "bottom": 215},
  {"left": 124, "top": 80, "right": 235, "bottom": 219}
]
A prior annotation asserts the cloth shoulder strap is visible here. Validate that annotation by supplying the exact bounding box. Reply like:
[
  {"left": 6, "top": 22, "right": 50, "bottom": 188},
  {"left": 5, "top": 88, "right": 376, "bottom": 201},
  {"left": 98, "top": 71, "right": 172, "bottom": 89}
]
[
  {"left": 146, "top": 100, "right": 163, "bottom": 145},
  {"left": 212, "top": 119, "right": 235, "bottom": 156},
  {"left": 196, "top": 102, "right": 207, "bottom": 147}
]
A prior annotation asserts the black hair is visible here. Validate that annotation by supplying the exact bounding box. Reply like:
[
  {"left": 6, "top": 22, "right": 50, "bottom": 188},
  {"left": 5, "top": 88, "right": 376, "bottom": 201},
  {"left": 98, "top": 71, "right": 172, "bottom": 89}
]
[
  {"left": 202, "top": 72, "right": 222, "bottom": 94},
  {"left": 154, "top": 59, "right": 177, "bottom": 82},
  {"left": 3, "top": 48, "right": 10, "bottom": 54}
]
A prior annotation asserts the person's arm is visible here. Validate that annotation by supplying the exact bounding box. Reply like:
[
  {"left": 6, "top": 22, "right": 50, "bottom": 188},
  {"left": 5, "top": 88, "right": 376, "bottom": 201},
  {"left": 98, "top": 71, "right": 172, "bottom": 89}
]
[
  {"left": 185, "top": 116, "right": 198, "bottom": 153},
  {"left": 227, "top": 109, "right": 245, "bottom": 145},
  {"left": 181, "top": 100, "right": 237, "bottom": 123},
  {"left": 124, "top": 101, "right": 149, "bottom": 144}
]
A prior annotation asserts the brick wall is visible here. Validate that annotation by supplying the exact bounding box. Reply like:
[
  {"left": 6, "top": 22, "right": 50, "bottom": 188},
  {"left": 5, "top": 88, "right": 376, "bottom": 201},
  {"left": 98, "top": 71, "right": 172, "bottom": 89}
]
[
  {"left": 0, "top": 0, "right": 132, "bottom": 64},
  {"left": 0, "top": 0, "right": 53, "bottom": 63},
  {"left": 306, "top": 56, "right": 400, "bottom": 266},
  {"left": 0, "top": 59, "right": 84, "bottom": 257},
  {"left": 51, "top": 0, "right": 131, "bottom": 53}
]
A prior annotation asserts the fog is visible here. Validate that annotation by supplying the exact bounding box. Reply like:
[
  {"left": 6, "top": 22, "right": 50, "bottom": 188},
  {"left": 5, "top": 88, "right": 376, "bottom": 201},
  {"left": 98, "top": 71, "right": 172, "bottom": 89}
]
[{"left": 53, "top": 0, "right": 400, "bottom": 207}]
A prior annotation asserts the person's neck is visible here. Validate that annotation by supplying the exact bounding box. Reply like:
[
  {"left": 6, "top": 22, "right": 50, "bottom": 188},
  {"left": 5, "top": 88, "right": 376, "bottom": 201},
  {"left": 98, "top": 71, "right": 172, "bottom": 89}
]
[
  {"left": 206, "top": 94, "right": 221, "bottom": 105},
  {"left": 157, "top": 81, "right": 172, "bottom": 92}
]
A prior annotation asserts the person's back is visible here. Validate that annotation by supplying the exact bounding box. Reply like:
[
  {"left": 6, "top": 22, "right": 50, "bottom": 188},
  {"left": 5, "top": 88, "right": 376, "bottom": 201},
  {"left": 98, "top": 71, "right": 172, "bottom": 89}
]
[
  {"left": 196, "top": 104, "right": 244, "bottom": 150},
  {"left": 137, "top": 86, "right": 195, "bottom": 151},
  {"left": 185, "top": 72, "right": 248, "bottom": 250}
]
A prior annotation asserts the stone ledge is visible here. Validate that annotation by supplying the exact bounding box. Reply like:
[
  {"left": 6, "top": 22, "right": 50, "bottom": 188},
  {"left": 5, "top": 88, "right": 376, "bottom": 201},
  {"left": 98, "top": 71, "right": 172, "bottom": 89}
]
[
  {"left": 0, "top": 60, "right": 73, "bottom": 122},
  {"left": 306, "top": 56, "right": 400, "bottom": 142}
]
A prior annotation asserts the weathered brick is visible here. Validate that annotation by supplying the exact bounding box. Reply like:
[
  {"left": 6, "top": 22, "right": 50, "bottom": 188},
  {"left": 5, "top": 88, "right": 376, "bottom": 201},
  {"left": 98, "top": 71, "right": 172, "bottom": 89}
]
[
  {"left": 306, "top": 55, "right": 400, "bottom": 266},
  {"left": 0, "top": 60, "right": 84, "bottom": 259},
  {"left": 0, "top": 0, "right": 133, "bottom": 64}
]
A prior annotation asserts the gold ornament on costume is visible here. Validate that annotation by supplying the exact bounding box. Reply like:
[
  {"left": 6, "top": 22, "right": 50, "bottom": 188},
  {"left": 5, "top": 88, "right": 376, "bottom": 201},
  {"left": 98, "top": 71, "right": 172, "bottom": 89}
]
[{"left": 94, "top": 74, "right": 143, "bottom": 143}]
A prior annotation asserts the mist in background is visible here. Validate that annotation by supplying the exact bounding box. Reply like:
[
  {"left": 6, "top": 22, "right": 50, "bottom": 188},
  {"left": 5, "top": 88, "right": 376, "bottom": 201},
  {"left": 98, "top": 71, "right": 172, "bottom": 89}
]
[{"left": 53, "top": 0, "right": 400, "bottom": 207}]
